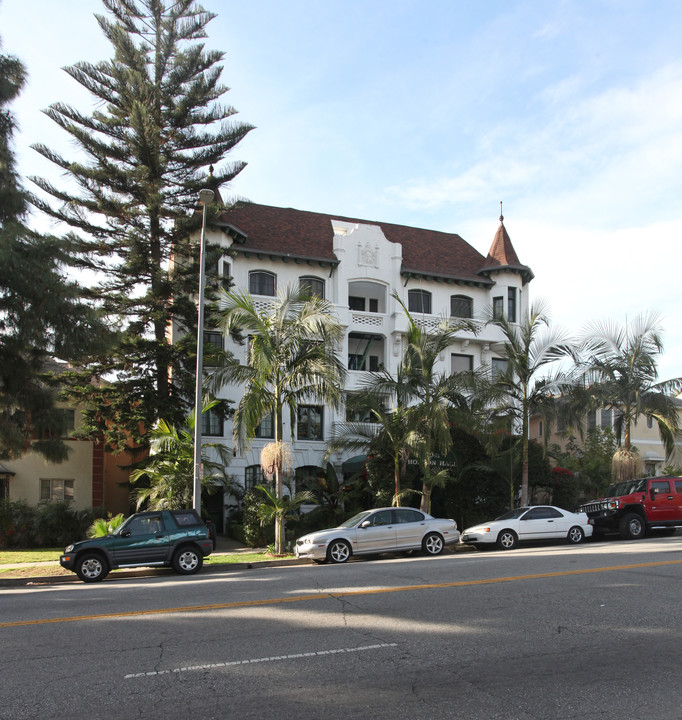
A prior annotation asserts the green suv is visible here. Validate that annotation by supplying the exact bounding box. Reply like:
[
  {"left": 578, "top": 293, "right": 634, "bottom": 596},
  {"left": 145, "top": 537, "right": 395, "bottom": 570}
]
[{"left": 60, "top": 509, "right": 214, "bottom": 582}]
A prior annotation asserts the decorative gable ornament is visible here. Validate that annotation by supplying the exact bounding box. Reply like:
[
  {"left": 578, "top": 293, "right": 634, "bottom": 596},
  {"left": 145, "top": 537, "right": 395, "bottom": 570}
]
[{"left": 358, "top": 240, "right": 379, "bottom": 268}]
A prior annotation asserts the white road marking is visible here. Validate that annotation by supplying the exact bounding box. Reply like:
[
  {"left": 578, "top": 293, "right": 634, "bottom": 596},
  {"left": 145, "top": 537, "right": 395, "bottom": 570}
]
[{"left": 124, "top": 642, "right": 398, "bottom": 679}]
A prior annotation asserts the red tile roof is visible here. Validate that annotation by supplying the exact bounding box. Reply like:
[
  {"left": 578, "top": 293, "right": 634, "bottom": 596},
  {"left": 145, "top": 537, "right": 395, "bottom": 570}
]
[{"left": 216, "top": 202, "right": 531, "bottom": 286}]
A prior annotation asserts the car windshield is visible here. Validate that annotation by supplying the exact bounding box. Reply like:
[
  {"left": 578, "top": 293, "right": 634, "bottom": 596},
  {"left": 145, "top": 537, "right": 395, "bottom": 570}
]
[
  {"left": 604, "top": 479, "right": 647, "bottom": 496},
  {"left": 112, "top": 517, "right": 130, "bottom": 536},
  {"left": 494, "top": 508, "right": 530, "bottom": 521},
  {"left": 338, "top": 510, "right": 374, "bottom": 528}
]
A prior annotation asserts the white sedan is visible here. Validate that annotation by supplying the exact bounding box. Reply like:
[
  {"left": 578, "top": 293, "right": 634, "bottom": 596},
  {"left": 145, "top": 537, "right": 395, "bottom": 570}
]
[
  {"left": 294, "top": 507, "right": 460, "bottom": 563},
  {"left": 460, "top": 505, "right": 593, "bottom": 550}
]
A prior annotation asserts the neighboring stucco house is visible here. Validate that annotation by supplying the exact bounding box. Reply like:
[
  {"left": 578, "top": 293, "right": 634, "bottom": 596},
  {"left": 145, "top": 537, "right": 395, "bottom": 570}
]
[
  {"left": 2, "top": 403, "right": 134, "bottom": 514},
  {"left": 188, "top": 201, "right": 533, "bottom": 523},
  {"left": 530, "top": 401, "right": 682, "bottom": 477}
]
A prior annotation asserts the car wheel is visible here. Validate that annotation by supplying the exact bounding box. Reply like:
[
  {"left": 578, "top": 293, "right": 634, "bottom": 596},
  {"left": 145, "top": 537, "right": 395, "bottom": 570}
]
[
  {"left": 567, "top": 526, "right": 584, "bottom": 544},
  {"left": 76, "top": 553, "right": 109, "bottom": 583},
  {"left": 172, "top": 547, "right": 203, "bottom": 575},
  {"left": 496, "top": 529, "right": 517, "bottom": 550},
  {"left": 619, "top": 513, "right": 646, "bottom": 540},
  {"left": 327, "top": 540, "right": 351, "bottom": 564},
  {"left": 422, "top": 532, "right": 444, "bottom": 556}
]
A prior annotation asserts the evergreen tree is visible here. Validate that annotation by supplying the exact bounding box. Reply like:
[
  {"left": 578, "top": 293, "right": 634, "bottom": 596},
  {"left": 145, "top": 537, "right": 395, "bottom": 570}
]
[
  {"left": 30, "top": 0, "right": 253, "bottom": 449},
  {"left": 0, "top": 40, "right": 108, "bottom": 461}
]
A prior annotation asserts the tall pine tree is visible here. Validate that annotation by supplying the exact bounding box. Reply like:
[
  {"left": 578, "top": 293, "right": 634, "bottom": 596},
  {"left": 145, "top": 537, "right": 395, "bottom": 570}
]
[
  {"left": 0, "top": 40, "right": 109, "bottom": 461},
  {"left": 30, "top": 0, "right": 253, "bottom": 450}
]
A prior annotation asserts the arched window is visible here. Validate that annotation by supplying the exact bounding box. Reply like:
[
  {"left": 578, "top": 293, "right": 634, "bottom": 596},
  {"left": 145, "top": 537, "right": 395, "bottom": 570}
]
[
  {"left": 295, "top": 465, "right": 324, "bottom": 493},
  {"left": 408, "top": 289, "right": 431, "bottom": 314},
  {"left": 249, "top": 270, "right": 276, "bottom": 296},
  {"left": 450, "top": 295, "right": 473, "bottom": 318},
  {"left": 299, "top": 276, "right": 325, "bottom": 299}
]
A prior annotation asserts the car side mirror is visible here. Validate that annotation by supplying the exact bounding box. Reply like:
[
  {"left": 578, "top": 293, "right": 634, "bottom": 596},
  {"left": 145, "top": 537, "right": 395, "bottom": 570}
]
[
  {"left": 120, "top": 530, "right": 131, "bottom": 538},
  {"left": 360, "top": 520, "right": 370, "bottom": 528}
]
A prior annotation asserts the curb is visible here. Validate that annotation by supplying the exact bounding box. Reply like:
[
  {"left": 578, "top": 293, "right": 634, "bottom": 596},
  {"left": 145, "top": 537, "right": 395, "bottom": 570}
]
[{"left": 0, "top": 545, "right": 476, "bottom": 588}]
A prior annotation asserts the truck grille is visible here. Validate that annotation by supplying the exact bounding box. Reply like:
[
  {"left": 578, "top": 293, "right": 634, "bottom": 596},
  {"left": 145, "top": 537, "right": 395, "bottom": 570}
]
[{"left": 580, "top": 501, "right": 606, "bottom": 514}]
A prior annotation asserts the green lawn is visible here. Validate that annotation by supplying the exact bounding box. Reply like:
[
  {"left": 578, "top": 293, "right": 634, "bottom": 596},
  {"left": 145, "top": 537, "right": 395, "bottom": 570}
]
[
  {"left": 0, "top": 548, "right": 293, "bottom": 566},
  {"left": 0, "top": 549, "right": 62, "bottom": 564}
]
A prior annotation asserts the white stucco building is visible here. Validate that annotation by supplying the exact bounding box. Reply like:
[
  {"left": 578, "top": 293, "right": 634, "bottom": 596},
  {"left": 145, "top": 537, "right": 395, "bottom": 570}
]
[{"left": 196, "top": 201, "right": 533, "bottom": 512}]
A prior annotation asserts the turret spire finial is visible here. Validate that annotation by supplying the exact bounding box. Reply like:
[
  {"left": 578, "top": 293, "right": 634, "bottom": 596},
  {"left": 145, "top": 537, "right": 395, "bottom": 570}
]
[{"left": 499, "top": 201, "right": 504, "bottom": 223}]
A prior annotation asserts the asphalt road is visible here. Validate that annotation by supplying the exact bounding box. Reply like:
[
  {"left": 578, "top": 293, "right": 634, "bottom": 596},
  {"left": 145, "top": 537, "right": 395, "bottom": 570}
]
[{"left": 2, "top": 535, "right": 682, "bottom": 720}]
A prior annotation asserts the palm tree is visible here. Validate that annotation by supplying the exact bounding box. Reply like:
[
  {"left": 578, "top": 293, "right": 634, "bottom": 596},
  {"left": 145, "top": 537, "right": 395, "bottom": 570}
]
[
  {"left": 253, "top": 482, "right": 315, "bottom": 553},
  {"left": 129, "top": 400, "right": 234, "bottom": 511},
  {"left": 326, "top": 390, "right": 421, "bottom": 506},
  {"left": 209, "top": 285, "right": 346, "bottom": 553},
  {"left": 87, "top": 514, "right": 125, "bottom": 538},
  {"left": 479, "top": 300, "right": 575, "bottom": 507},
  {"left": 370, "top": 294, "right": 476, "bottom": 512},
  {"left": 577, "top": 311, "right": 682, "bottom": 480}
]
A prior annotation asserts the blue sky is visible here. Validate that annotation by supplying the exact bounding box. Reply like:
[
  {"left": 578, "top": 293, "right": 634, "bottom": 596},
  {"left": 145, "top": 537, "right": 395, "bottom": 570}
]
[{"left": 2, "top": 0, "right": 682, "bottom": 378}]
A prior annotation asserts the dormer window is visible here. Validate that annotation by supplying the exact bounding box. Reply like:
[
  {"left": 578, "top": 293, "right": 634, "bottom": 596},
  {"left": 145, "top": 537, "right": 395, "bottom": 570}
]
[
  {"left": 408, "top": 289, "right": 431, "bottom": 314},
  {"left": 249, "top": 271, "right": 276, "bottom": 297}
]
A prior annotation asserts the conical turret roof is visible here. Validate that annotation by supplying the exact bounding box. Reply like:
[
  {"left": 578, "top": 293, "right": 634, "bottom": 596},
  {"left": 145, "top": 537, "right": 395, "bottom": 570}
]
[{"left": 478, "top": 208, "right": 534, "bottom": 284}]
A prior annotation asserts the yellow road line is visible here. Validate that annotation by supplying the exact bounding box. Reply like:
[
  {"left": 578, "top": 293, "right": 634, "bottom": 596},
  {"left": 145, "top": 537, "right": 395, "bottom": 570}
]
[{"left": 3, "top": 558, "right": 681, "bottom": 629}]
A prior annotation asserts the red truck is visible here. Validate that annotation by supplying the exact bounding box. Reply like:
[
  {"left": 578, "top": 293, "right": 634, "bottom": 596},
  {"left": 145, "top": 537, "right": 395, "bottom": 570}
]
[{"left": 579, "top": 476, "right": 682, "bottom": 540}]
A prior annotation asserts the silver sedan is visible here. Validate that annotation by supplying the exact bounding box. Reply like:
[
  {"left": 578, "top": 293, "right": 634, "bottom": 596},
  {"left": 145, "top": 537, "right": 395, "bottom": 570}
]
[{"left": 295, "top": 507, "right": 460, "bottom": 563}]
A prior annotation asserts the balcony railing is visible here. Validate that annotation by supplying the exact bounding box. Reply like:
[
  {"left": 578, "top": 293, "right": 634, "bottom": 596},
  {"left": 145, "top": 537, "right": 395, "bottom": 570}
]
[{"left": 349, "top": 311, "right": 385, "bottom": 331}]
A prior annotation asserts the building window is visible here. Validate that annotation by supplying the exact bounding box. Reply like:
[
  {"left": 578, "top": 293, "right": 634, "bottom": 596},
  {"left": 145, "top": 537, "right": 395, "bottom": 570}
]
[
  {"left": 220, "top": 260, "right": 231, "bottom": 291},
  {"left": 245, "top": 465, "right": 265, "bottom": 491},
  {"left": 348, "top": 354, "right": 365, "bottom": 371},
  {"left": 40, "top": 479, "right": 74, "bottom": 502},
  {"left": 249, "top": 271, "right": 276, "bottom": 296},
  {"left": 538, "top": 420, "right": 543, "bottom": 437},
  {"left": 255, "top": 413, "right": 274, "bottom": 439},
  {"left": 295, "top": 465, "right": 322, "bottom": 493},
  {"left": 204, "top": 331, "right": 223, "bottom": 366},
  {"left": 647, "top": 415, "right": 653, "bottom": 429},
  {"left": 507, "top": 288, "right": 517, "bottom": 322},
  {"left": 586, "top": 411, "right": 596, "bottom": 432},
  {"left": 408, "top": 289, "right": 431, "bottom": 314},
  {"left": 297, "top": 405, "right": 323, "bottom": 440},
  {"left": 369, "top": 355, "right": 380, "bottom": 372},
  {"left": 491, "top": 357, "right": 508, "bottom": 378},
  {"left": 204, "top": 331, "right": 222, "bottom": 351},
  {"left": 0, "top": 477, "right": 9, "bottom": 502},
  {"left": 451, "top": 353, "right": 473, "bottom": 373},
  {"left": 369, "top": 298, "right": 379, "bottom": 313},
  {"left": 346, "top": 394, "right": 373, "bottom": 422},
  {"left": 493, "top": 296, "right": 504, "bottom": 320},
  {"left": 300, "top": 276, "right": 324, "bottom": 299},
  {"left": 349, "top": 296, "right": 365, "bottom": 311},
  {"left": 450, "top": 295, "right": 473, "bottom": 319},
  {"left": 201, "top": 408, "right": 223, "bottom": 437},
  {"left": 600, "top": 409, "right": 613, "bottom": 429},
  {"left": 345, "top": 393, "right": 386, "bottom": 422}
]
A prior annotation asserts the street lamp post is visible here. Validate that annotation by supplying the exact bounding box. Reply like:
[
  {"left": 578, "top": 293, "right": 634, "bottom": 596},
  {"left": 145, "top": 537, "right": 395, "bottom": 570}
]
[{"left": 193, "top": 188, "right": 215, "bottom": 515}]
